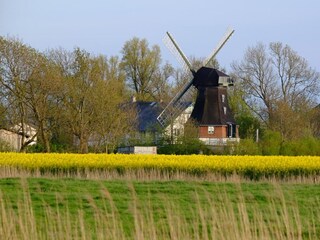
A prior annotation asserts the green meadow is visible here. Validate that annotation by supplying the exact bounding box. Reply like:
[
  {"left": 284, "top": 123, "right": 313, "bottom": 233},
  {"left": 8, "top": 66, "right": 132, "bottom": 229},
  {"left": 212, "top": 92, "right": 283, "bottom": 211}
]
[{"left": 0, "top": 177, "right": 319, "bottom": 239}]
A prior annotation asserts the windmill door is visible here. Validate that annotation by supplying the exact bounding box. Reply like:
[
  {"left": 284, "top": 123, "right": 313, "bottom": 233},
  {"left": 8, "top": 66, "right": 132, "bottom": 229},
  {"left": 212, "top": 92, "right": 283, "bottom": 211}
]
[{"left": 227, "top": 123, "right": 237, "bottom": 138}]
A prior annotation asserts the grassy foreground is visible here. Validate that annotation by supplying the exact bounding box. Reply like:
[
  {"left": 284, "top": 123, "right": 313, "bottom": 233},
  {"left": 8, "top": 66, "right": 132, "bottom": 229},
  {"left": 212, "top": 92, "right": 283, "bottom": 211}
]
[{"left": 0, "top": 177, "right": 320, "bottom": 239}]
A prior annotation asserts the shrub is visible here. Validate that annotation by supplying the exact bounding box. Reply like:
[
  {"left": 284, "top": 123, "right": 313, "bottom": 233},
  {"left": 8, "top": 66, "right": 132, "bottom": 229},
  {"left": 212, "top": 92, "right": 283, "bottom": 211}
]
[
  {"left": 260, "top": 130, "right": 282, "bottom": 155},
  {"left": 234, "top": 138, "right": 261, "bottom": 155},
  {"left": 158, "top": 138, "right": 208, "bottom": 155}
]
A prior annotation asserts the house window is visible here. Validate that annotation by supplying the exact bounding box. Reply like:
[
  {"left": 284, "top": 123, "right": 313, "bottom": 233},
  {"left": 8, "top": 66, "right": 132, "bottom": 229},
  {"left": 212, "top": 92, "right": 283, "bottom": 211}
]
[
  {"left": 208, "top": 126, "right": 214, "bottom": 134},
  {"left": 223, "top": 107, "right": 227, "bottom": 115},
  {"left": 221, "top": 94, "right": 225, "bottom": 103},
  {"left": 173, "top": 128, "right": 180, "bottom": 136}
]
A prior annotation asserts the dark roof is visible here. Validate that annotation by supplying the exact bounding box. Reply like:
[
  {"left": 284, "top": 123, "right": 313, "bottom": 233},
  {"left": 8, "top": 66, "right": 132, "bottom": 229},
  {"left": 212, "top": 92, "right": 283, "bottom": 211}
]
[
  {"left": 132, "top": 101, "right": 193, "bottom": 131},
  {"left": 133, "top": 101, "right": 161, "bottom": 132},
  {"left": 193, "top": 67, "right": 229, "bottom": 87}
]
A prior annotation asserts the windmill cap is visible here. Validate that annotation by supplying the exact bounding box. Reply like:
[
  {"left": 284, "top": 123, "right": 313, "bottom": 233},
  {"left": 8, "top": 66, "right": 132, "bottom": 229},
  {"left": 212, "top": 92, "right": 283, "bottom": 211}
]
[{"left": 193, "top": 67, "right": 232, "bottom": 87}]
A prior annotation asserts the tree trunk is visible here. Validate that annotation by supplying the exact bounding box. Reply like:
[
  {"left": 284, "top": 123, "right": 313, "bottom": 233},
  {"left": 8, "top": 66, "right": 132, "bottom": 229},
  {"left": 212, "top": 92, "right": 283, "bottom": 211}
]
[
  {"left": 42, "top": 131, "right": 51, "bottom": 153},
  {"left": 79, "top": 135, "right": 88, "bottom": 153},
  {"left": 39, "top": 120, "right": 51, "bottom": 152}
]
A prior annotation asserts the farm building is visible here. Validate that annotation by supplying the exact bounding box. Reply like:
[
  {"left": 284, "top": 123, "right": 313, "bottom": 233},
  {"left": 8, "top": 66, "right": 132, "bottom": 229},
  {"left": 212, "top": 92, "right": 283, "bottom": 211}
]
[
  {"left": 129, "top": 99, "right": 192, "bottom": 145},
  {"left": 0, "top": 124, "right": 37, "bottom": 151},
  {"left": 117, "top": 146, "right": 157, "bottom": 154},
  {"left": 129, "top": 97, "right": 239, "bottom": 147}
]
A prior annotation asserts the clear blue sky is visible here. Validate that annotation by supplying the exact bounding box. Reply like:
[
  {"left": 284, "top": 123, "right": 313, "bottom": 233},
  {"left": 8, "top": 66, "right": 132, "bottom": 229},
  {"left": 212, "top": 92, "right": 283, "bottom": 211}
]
[{"left": 1, "top": 0, "right": 319, "bottom": 72}]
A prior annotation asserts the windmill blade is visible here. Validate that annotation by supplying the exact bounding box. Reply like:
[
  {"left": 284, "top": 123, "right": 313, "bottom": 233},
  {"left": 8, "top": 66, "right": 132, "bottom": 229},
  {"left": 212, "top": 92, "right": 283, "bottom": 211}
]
[
  {"left": 203, "top": 27, "right": 235, "bottom": 67},
  {"left": 157, "top": 78, "right": 196, "bottom": 127},
  {"left": 159, "top": 31, "right": 196, "bottom": 127},
  {"left": 163, "top": 32, "right": 193, "bottom": 73}
]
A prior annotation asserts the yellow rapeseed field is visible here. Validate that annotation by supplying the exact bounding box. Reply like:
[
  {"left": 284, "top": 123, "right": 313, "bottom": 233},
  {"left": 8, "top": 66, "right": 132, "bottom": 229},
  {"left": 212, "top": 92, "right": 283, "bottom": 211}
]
[{"left": 0, "top": 153, "right": 320, "bottom": 177}]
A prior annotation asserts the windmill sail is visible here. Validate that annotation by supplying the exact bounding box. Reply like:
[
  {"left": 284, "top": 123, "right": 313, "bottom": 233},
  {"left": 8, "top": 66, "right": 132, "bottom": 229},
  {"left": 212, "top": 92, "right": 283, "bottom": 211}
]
[
  {"left": 163, "top": 32, "right": 193, "bottom": 73},
  {"left": 203, "top": 27, "right": 234, "bottom": 67},
  {"left": 157, "top": 27, "right": 235, "bottom": 128},
  {"left": 157, "top": 32, "right": 195, "bottom": 127},
  {"left": 157, "top": 80, "right": 195, "bottom": 127}
]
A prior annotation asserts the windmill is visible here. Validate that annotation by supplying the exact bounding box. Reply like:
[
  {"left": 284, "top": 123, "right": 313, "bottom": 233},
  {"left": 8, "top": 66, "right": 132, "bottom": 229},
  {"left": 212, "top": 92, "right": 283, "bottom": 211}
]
[{"left": 157, "top": 28, "right": 239, "bottom": 145}]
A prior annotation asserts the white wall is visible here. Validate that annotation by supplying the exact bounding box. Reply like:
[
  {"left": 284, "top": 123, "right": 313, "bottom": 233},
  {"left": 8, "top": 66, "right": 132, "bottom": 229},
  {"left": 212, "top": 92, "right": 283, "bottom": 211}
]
[{"left": 164, "top": 105, "right": 193, "bottom": 141}]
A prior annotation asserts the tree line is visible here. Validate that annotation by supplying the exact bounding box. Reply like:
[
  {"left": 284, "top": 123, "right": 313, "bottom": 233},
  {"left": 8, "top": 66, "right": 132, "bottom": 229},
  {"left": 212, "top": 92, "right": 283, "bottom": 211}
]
[
  {"left": 229, "top": 42, "right": 320, "bottom": 155},
  {"left": 0, "top": 36, "right": 319, "bottom": 154}
]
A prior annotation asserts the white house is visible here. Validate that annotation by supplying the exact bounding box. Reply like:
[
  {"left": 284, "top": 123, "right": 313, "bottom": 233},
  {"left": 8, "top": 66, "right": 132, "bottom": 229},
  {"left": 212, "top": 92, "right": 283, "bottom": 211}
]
[
  {"left": 0, "top": 124, "right": 37, "bottom": 151},
  {"left": 164, "top": 103, "right": 193, "bottom": 142}
]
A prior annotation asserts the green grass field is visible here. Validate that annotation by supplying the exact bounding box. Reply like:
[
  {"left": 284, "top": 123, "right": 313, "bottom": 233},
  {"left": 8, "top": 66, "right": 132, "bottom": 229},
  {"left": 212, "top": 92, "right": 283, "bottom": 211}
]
[{"left": 1, "top": 177, "right": 319, "bottom": 239}]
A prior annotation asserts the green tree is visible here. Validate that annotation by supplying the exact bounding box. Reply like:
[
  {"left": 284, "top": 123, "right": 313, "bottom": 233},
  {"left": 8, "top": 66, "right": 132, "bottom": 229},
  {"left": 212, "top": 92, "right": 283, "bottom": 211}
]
[
  {"left": 151, "top": 62, "right": 174, "bottom": 102},
  {"left": 0, "top": 36, "right": 58, "bottom": 152},
  {"left": 49, "top": 48, "right": 132, "bottom": 153},
  {"left": 310, "top": 105, "right": 320, "bottom": 138},
  {"left": 121, "top": 37, "right": 163, "bottom": 101},
  {"left": 25, "top": 56, "right": 63, "bottom": 152},
  {"left": 228, "top": 75, "right": 261, "bottom": 139},
  {"left": 89, "top": 55, "right": 135, "bottom": 153}
]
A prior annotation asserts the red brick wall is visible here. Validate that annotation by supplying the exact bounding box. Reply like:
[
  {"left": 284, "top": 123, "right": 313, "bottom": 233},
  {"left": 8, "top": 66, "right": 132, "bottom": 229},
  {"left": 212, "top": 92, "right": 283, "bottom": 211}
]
[{"left": 199, "top": 126, "right": 227, "bottom": 138}]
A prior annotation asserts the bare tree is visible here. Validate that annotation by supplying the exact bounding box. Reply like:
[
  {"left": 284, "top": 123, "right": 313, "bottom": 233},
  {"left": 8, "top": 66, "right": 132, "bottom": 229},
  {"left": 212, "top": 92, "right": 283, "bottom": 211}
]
[
  {"left": 232, "top": 42, "right": 320, "bottom": 140},
  {"left": 269, "top": 42, "right": 319, "bottom": 108},
  {"left": 232, "top": 43, "right": 279, "bottom": 123}
]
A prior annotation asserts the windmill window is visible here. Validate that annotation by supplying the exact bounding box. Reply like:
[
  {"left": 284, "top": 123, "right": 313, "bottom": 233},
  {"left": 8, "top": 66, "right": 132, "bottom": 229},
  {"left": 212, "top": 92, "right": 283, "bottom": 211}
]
[
  {"left": 223, "top": 107, "right": 227, "bottom": 115},
  {"left": 221, "top": 94, "right": 225, "bottom": 102},
  {"left": 208, "top": 126, "right": 214, "bottom": 134}
]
